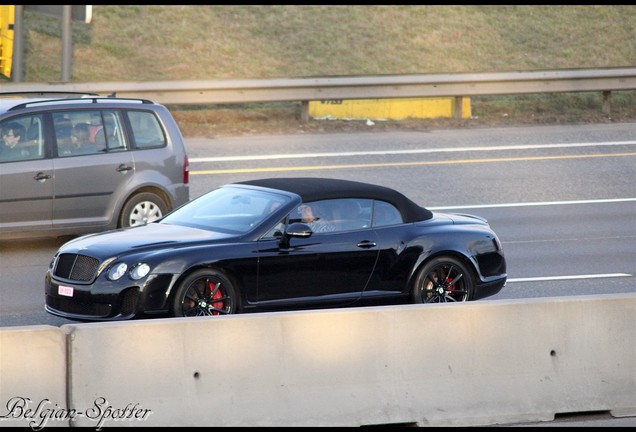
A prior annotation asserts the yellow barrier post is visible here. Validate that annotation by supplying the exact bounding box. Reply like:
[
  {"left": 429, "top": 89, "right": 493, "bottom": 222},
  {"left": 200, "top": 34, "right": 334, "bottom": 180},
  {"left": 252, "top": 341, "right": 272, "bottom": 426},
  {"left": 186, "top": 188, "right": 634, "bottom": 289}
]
[
  {"left": 0, "top": 5, "right": 15, "bottom": 79},
  {"left": 309, "top": 97, "right": 472, "bottom": 121}
]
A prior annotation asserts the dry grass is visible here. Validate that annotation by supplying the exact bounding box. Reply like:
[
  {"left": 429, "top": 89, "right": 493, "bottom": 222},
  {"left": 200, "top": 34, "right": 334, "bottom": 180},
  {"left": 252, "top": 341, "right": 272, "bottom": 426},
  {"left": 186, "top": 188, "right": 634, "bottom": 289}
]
[{"left": 6, "top": 5, "right": 636, "bottom": 136}]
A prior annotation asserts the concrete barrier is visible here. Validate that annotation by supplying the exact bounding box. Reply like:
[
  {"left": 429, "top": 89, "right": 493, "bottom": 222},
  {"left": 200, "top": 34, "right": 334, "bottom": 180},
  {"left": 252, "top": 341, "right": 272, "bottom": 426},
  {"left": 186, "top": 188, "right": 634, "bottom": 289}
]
[
  {"left": 0, "top": 326, "right": 68, "bottom": 429},
  {"left": 1, "top": 294, "right": 634, "bottom": 427},
  {"left": 63, "top": 293, "right": 635, "bottom": 427}
]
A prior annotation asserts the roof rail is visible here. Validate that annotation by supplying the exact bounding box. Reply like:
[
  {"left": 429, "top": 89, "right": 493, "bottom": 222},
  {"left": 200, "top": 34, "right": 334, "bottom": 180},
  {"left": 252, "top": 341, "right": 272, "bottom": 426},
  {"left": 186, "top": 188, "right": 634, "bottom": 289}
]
[
  {"left": 0, "top": 91, "right": 100, "bottom": 97},
  {"left": 7, "top": 96, "right": 155, "bottom": 111}
]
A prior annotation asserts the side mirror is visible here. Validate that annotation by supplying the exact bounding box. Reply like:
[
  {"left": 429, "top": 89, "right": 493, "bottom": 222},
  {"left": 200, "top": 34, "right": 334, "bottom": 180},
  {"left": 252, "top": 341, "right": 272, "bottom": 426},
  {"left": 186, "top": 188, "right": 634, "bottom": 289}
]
[{"left": 285, "top": 222, "right": 313, "bottom": 238}]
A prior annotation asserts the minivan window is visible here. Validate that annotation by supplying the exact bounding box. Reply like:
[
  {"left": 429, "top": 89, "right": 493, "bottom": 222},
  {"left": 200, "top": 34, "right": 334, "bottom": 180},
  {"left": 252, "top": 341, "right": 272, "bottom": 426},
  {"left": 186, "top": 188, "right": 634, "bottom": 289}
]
[
  {"left": 100, "top": 110, "right": 126, "bottom": 151},
  {"left": 0, "top": 114, "right": 46, "bottom": 162},
  {"left": 53, "top": 110, "right": 127, "bottom": 157},
  {"left": 127, "top": 110, "right": 167, "bottom": 149}
]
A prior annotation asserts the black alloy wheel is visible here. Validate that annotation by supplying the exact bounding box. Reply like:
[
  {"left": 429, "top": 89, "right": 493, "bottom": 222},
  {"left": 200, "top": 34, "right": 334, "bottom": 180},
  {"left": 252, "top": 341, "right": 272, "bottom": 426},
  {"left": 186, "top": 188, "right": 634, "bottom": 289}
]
[
  {"left": 172, "top": 269, "right": 238, "bottom": 317},
  {"left": 412, "top": 256, "right": 474, "bottom": 303}
]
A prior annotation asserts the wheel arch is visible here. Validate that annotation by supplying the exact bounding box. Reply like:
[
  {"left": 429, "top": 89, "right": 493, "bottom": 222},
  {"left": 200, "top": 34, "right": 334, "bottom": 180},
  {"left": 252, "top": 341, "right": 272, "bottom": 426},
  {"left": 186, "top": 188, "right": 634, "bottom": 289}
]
[
  {"left": 407, "top": 250, "right": 478, "bottom": 293},
  {"left": 121, "top": 185, "right": 173, "bottom": 212}
]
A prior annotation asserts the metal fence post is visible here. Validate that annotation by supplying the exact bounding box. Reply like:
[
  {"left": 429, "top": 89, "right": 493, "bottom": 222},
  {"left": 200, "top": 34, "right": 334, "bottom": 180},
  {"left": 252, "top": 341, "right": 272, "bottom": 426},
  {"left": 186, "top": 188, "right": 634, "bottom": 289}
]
[
  {"left": 602, "top": 90, "right": 611, "bottom": 116},
  {"left": 453, "top": 96, "right": 463, "bottom": 120},
  {"left": 300, "top": 101, "right": 309, "bottom": 124}
]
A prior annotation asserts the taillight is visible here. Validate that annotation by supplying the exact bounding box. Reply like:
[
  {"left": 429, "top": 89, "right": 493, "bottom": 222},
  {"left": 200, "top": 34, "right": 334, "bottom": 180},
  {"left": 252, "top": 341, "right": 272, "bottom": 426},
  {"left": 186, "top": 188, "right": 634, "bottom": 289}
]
[{"left": 183, "top": 154, "right": 190, "bottom": 184}]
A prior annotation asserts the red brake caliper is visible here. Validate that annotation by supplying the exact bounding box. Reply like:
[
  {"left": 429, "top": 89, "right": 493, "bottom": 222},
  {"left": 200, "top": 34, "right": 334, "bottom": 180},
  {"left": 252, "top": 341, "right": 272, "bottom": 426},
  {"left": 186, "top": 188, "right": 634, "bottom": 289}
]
[
  {"left": 209, "top": 280, "right": 224, "bottom": 315},
  {"left": 445, "top": 276, "right": 456, "bottom": 291}
]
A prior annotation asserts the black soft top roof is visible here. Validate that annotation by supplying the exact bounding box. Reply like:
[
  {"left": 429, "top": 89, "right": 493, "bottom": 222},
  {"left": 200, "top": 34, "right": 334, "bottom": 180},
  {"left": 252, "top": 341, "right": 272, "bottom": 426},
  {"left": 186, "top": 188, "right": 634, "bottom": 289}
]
[{"left": 235, "top": 177, "right": 433, "bottom": 222}]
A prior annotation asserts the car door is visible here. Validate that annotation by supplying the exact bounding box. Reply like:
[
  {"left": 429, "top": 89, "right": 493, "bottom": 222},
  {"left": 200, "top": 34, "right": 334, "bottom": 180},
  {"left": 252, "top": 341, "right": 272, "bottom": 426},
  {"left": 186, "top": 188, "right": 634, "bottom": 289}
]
[
  {"left": 0, "top": 114, "right": 53, "bottom": 236},
  {"left": 51, "top": 110, "right": 134, "bottom": 229},
  {"left": 364, "top": 200, "right": 418, "bottom": 295},
  {"left": 255, "top": 198, "right": 379, "bottom": 305},
  {"left": 0, "top": 158, "right": 53, "bottom": 235}
]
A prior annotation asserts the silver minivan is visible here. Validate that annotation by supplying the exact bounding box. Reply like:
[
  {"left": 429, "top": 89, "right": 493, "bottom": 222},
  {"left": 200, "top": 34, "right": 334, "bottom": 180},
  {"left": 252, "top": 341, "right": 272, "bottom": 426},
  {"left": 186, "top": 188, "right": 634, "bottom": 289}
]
[{"left": 0, "top": 94, "right": 190, "bottom": 240}]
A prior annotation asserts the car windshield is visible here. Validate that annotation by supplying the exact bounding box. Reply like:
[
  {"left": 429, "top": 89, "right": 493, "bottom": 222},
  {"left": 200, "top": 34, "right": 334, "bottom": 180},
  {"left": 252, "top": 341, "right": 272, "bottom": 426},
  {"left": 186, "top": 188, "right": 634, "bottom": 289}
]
[{"left": 161, "top": 186, "right": 290, "bottom": 234}]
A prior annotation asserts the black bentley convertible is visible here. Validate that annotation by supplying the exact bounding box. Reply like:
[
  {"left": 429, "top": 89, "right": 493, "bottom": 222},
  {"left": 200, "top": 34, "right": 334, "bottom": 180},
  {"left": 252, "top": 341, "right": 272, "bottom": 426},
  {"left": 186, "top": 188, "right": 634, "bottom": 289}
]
[{"left": 45, "top": 177, "right": 507, "bottom": 321}]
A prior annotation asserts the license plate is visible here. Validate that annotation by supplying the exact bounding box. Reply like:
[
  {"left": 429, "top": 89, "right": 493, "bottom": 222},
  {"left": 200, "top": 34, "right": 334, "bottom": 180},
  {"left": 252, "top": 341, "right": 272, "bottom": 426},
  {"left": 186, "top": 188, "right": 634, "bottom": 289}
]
[{"left": 58, "top": 285, "right": 74, "bottom": 297}]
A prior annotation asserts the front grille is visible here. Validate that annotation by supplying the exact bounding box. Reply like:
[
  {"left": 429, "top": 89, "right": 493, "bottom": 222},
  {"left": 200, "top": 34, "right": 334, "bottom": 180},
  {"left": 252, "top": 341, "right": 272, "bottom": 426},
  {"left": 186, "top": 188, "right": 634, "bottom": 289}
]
[{"left": 54, "top": 253, "right": 100, "bottom": 282}]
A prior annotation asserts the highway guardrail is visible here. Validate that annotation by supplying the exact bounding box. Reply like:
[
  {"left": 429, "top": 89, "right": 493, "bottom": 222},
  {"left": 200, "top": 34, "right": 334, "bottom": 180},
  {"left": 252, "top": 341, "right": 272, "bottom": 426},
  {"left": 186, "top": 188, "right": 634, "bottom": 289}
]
[{"left": 1, "top": 67, "right": 636, "bottom": 121}]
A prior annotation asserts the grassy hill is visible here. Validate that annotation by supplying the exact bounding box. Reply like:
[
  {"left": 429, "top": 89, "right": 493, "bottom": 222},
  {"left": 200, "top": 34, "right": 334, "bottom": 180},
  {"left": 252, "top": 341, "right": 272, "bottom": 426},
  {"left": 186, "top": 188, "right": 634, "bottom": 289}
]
[{"left": 7, "top": 5, "right": 636, "bottom": 136}]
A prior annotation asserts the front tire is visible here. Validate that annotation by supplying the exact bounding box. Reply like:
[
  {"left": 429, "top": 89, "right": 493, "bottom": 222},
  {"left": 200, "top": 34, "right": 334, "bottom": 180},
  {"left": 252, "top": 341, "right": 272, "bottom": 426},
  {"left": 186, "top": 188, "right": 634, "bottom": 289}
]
[
  {"left": 119, "top": 192, "right": 169, "bottom": 228},
  {"left": 171, "top": 269, "right": 240, "bottom": 317},
  {"left": 412, "top": 256, "right": 474, "bottom": 303}
]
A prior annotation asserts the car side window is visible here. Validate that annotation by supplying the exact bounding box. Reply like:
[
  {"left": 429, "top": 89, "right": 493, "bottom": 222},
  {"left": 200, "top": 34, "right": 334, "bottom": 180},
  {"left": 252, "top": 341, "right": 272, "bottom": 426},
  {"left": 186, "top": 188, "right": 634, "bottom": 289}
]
[
  {"left": 372, "top": 201, "right": 403, "bottom": 227},
  {"left": 261, "top": 215, "right": 287, "bottom": 239},
  {"left": 91, "top": 110, "right": 126, "bottom": 152},
  {"left": 329, "top": 198, "right": 372, "bottom": 231},
  {"left": 0, "top": 114, "right": 46, "bottom": 162},
  {"left": 126, "top": 110, "right": 167, "bottom": 149},
  {"left": 52, "top": 111, "right": 95, "bottom": 157},
  {"left": 289, "top": 198, "right": 372, "bottom": 233},
  {"left": 53, "top": 110, "right": 128, "bottom": 157}
]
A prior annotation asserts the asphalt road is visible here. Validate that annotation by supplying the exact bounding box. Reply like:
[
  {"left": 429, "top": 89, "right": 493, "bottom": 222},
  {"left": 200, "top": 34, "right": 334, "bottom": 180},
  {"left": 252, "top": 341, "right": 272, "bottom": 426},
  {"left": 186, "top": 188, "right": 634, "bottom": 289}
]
[
  {"left": 2, "top": 122, "right": 636, "bottom": 326},
  {"left": 1, "top": 122, "right": 635, "bottom": 426}
]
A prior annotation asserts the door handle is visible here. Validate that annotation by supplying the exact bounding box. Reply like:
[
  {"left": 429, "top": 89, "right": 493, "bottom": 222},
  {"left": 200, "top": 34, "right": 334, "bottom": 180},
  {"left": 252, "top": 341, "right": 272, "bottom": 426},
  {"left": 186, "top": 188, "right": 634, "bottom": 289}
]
[
  {"left": 356, "top": 240, "right": 377, "bottom": 249},
  {"left": 116, "top": 164, "right": 133, "bottom": 173},
  {"left": 33, "top": 172, "right": 51, "bottom": 182}
]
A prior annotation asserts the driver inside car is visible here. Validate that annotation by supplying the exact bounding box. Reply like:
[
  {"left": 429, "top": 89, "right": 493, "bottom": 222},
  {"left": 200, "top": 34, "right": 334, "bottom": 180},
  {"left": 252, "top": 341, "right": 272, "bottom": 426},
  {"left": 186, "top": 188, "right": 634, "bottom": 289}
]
[{"left": 298, "top": 203, "right": 336, "bottom": 233}]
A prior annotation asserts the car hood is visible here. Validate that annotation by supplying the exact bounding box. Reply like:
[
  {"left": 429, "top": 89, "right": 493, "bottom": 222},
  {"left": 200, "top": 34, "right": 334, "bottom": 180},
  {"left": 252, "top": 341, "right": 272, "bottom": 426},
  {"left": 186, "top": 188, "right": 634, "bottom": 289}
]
[{"left": 60, "top": 222, "right": 234, "bottom": 257}]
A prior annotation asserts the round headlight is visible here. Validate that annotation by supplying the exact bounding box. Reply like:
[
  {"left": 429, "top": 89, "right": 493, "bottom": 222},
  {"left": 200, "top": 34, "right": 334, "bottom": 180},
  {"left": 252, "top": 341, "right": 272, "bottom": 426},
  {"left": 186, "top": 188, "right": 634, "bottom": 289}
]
[
  {"left": 108, "top": 262, "right": 128, "bottom": 281},
  {"left": 130, "top": 263, "right": 150, "bottom": 280}
]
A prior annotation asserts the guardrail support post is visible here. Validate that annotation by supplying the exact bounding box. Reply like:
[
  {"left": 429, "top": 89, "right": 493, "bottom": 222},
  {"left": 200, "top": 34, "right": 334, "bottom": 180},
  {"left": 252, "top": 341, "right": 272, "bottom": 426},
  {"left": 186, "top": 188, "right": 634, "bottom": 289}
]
[
  {"left": 453, "top": 96, "right": 463, "bottom": 120},
  {"left": 300, "top": 100, "right": 309, "bottom": 124},
  {"left": 602, "top": 91, "right": 611, "bottom": 116}
]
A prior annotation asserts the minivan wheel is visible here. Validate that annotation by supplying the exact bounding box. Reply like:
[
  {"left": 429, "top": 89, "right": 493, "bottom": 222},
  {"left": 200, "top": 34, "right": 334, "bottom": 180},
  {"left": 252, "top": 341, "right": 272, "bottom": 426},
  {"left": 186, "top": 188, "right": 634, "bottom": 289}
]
[{"left": 119, "top": 192, "right": 169, "bottom": 227}]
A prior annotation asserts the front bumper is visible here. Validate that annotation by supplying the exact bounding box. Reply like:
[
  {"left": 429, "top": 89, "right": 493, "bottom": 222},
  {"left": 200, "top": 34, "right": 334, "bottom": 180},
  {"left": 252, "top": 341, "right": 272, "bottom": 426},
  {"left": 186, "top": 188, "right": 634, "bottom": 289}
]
[{"left": 45, "top": 276, "right": 140, "bottom": 321}]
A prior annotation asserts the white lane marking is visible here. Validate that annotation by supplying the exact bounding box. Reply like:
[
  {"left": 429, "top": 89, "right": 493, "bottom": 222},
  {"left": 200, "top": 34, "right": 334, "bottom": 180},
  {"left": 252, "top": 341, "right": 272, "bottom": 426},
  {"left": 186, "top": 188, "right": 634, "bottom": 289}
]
[
  {"left": 428, "top": 197, "right": 636, "bottom": 210},
  {"left": 507, "top": 273, "right": 632, "bottom": 283},
  {"left": 190, "top": 140, "right": 636, "bottom": 163}
]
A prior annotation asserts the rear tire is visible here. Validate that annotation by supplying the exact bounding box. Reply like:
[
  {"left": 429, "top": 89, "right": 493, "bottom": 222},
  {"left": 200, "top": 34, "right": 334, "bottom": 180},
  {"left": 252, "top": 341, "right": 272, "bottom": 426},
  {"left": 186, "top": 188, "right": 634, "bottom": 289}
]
[
  {"left": 412, "top": 256, "right": 474, "bottom": 303},
  {"left": 119, "top": 192, "right": 168, "bottom": 228}
]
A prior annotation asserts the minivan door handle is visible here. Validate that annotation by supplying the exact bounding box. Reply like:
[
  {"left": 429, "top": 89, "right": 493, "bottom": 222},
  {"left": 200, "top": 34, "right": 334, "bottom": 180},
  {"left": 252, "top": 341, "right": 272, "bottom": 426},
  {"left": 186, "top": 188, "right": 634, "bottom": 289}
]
[
  {"left": 33, "top": 172, "right": 51, "bottom": 182},
  {"left": 116, "top": 164, "right": 133, "bottom": 173}
]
